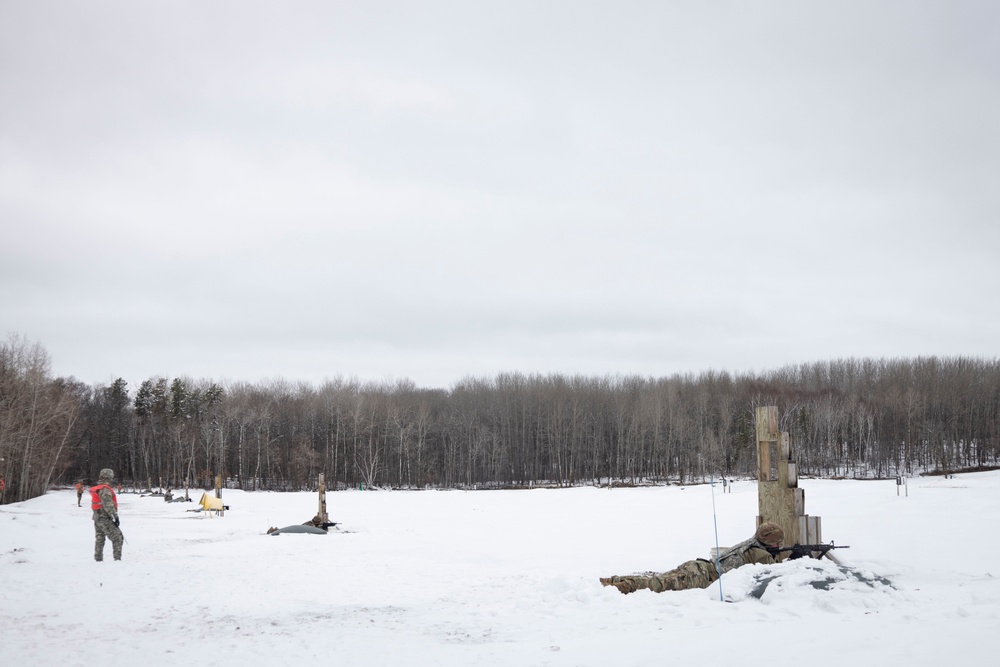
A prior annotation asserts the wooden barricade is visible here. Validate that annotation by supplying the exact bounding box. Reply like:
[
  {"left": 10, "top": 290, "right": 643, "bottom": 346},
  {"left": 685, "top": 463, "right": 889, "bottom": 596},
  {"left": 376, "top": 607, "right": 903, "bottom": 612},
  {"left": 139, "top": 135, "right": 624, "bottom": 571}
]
[{"left": 756, "top": 406, "right": 821, "bottom": 545}]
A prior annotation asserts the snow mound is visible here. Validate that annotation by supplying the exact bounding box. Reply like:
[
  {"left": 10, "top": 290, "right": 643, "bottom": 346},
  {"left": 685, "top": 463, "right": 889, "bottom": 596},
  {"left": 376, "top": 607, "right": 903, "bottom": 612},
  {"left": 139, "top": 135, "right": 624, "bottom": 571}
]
[{"left": 709, "top": 557, "right": 901, "bottom": 609}]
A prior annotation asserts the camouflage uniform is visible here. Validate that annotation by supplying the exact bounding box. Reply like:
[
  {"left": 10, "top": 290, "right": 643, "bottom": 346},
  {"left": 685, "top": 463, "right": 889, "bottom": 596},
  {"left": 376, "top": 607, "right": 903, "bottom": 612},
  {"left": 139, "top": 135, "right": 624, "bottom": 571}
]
[
  {"left": 601, "top": 522, "right": 784, "bottom": 594},
  {"left": 91, "top": 469, "right": 123, "bottom": 562}
]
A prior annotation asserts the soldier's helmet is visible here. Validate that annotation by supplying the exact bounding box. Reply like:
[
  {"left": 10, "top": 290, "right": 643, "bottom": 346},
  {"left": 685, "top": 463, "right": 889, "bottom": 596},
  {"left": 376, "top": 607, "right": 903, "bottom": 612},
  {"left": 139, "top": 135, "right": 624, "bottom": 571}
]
[
  {"left": 99, "top": 468, "right": 115, "bottom": 482},
  {"left": 755, "top": 522, "right": 783, "bottom": 547}
]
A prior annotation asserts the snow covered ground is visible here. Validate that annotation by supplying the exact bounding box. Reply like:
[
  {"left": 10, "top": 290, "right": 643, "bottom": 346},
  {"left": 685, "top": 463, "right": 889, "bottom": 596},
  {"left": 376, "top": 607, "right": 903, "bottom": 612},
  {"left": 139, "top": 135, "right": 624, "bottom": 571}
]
[{"left": 2, "top": 472, "right": 998, "bottom": 666}]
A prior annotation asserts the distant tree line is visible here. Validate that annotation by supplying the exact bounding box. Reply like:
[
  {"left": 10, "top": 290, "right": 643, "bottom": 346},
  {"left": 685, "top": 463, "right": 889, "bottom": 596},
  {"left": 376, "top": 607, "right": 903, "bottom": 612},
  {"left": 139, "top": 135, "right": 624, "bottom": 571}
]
[
  {"left": 2, "top": 334, "right": 999, "bottom": 504},
  {"left": 1, "top": 335, "right": 86, "bottom": 503}
]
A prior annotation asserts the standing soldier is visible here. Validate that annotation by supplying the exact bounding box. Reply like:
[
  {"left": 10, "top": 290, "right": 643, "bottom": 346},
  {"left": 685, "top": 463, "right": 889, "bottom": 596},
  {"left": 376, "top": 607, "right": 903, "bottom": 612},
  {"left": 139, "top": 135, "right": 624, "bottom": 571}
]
[
  {"left": 76, "top": 480, "right": 85, "bottom": 507},
  {"left": 90, "top": 469, "right": 123, "bottom": 562}
]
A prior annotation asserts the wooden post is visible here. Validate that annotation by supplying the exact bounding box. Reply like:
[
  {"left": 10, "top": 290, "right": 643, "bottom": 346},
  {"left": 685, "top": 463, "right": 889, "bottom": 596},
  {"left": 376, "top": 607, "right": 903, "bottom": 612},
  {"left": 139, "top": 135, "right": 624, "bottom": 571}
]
[
  {"left": 318, "top": 473, "right": 329, "bottom": 523},
  {"left": 756, "top": 406, "right": 821, "bottom": 546},
  {"left": 215, "top": 474, "right": 224, "bottom": 517}
]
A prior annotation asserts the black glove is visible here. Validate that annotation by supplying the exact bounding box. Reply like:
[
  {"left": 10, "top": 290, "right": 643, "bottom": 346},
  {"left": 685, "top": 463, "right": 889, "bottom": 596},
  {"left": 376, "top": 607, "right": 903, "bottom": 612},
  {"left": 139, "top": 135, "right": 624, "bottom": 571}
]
[{"left": 113, "top": 516, "right": 120, "bottom": 527}]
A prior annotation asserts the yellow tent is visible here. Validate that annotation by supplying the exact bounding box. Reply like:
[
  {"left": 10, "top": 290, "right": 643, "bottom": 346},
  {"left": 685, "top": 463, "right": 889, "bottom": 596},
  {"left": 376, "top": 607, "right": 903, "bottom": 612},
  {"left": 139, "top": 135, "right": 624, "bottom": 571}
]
[{"left": 198, "top": 492, "right": 224, "bottom": 516}]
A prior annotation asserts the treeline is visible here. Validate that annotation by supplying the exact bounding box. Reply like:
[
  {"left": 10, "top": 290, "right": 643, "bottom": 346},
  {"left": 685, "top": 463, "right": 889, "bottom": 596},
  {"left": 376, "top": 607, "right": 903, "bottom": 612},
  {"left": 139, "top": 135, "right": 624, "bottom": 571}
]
[
  {"left": 0, "top": 336, "right": 86, "bottom": 502},
  {"left": 2, "top": 335, "right": 999, "bottom": 504}
]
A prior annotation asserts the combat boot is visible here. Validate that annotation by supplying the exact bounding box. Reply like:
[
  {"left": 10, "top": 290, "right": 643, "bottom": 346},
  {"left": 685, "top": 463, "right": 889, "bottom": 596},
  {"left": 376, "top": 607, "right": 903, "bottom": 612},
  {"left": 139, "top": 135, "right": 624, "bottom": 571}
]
[{"left": 614, "top": 577, "right": 643, "bottom": 594}]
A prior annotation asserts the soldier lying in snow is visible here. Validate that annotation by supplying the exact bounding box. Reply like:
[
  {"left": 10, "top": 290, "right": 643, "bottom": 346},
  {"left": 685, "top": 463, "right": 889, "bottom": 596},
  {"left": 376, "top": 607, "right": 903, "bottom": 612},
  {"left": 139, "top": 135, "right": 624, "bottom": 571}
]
[
  {"left": 266, "top": 514, "right": 338, "bottom": 535},
  {"left": 600, "top": 522, "right": 784, "bottom": 594}
]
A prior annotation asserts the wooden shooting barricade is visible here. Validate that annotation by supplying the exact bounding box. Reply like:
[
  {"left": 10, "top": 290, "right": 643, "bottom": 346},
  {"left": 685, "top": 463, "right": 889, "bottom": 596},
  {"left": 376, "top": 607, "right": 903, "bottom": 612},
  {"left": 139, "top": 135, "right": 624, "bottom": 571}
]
[{"left": 756, "top": 406, "right": 821, "bottom": 544}]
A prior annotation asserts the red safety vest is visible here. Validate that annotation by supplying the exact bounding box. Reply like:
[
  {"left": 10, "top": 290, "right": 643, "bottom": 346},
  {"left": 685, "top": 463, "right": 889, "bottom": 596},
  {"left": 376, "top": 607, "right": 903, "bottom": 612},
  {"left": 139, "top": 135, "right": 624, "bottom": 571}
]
[{"left": 90, "top": 484, "right": 119, "bottom": 511}]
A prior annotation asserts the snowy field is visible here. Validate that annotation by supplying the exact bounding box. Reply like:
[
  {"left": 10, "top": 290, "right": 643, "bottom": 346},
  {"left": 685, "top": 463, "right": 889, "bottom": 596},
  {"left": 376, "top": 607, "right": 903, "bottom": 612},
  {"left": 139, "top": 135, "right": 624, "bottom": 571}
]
[{"left": 2, "top": 471, "right": 998, "bottom": 666}]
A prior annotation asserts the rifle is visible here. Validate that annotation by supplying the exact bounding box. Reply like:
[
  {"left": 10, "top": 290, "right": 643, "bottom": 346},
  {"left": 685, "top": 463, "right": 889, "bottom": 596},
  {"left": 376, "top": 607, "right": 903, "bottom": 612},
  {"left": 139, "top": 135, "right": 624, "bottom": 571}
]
[{"left": 767, "top": 542, "right": 849, "bottom": 560}]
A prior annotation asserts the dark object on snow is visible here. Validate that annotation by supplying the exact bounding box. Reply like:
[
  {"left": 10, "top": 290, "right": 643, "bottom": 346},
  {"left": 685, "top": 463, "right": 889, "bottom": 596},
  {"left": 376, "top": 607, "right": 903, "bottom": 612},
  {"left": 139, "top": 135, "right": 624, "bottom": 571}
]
[
  {"left": 267, "top": 524, "right": 328, "bottom": 535},
  {"left": 767, "top": 542, "right": 849, "bottom": 560},
  {"left": 265, "top": 514, "right": 339, "bottom": 535}
]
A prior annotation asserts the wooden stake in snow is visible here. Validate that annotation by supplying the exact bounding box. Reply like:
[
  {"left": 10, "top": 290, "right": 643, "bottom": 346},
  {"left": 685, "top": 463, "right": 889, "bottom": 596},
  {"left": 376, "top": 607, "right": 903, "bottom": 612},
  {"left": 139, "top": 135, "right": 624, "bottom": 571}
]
[
  {"left": 215, "top": 474, "right": 224, "bottom": 517},
  {"left": 756, "top": 406, "right": 821, "bottom": 546},
  {"left": 318, "top": 473, "right": 329, "bottom": 524}
]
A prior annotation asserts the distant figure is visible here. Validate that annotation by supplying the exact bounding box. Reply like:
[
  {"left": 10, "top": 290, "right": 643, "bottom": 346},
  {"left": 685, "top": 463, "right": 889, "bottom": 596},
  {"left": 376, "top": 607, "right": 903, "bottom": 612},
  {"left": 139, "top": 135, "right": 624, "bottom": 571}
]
[
  {"left": 267, "top": 514, "right": 337, "bottom": 535},
  {"left": 600, "top": 522, "right": 784, "bottom": 594},
  {"left": 164, "top": 488, "right": 173, "bottom": 502},
  {"left": 76, "top": 481, "right": 85, "bottom": 507},
  {"left": 90, "top": 469, "right": 123, "bottom": 562}
]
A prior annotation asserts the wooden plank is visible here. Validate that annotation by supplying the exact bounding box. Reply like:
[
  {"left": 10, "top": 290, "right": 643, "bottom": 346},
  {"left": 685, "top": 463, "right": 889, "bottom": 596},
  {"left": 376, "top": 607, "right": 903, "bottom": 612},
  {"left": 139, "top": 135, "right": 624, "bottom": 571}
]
[
  {"left": 808, "top": 516, "right": 822, "bottom": 543},
  {"left": 756, "top": 406, "right": 779, "bottom": 442},
  {"left": 757, "top": 440, "right": 767, "bottom": 481},
  {"left": 758, "top": 440, "right": 779, "bottom": 482},
  {"left": 778, "top": 451, "right": 788, "bottom": 488},
  {"left": 797, "top": 516, "right": 808, "bottom": 546},
  {"left": 758, "top": 481, "right": 787, "bottom": 531},
  {"left": 792, "top": 487, "right": 805, "bottom": 516},
  {"left": 783, "top": 489, "right": 801, "bottom": 544}
]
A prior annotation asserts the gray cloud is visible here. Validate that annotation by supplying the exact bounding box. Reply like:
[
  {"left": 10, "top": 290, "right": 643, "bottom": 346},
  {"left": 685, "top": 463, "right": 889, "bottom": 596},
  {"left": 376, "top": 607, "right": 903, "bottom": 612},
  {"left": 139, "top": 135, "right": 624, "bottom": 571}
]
[{"left": 2, "top": 1, "right": 998, "bottom": 389}]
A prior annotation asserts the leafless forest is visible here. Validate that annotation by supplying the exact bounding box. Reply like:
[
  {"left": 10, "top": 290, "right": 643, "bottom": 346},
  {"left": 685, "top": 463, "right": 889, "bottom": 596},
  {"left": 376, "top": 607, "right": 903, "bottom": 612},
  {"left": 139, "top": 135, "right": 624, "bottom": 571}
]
[{"left": 2, "top": 334, "right": 998, "bottom": 504}]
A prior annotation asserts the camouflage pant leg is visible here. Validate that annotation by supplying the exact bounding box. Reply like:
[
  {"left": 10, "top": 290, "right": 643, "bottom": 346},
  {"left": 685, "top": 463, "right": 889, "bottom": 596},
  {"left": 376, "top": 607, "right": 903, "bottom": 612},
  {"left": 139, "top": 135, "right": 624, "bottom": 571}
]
[
  {"left": 647, "top": 559, "right": 718, "bottom": 592},
  {"left": 600, "top": 574, "right": 648, "bottom": 594},
  {"left": 602, "top": 559, "right": 718, "bottom": 594},
  {"left": 94, "top": 514, "right": 123, "bottom": 561}
]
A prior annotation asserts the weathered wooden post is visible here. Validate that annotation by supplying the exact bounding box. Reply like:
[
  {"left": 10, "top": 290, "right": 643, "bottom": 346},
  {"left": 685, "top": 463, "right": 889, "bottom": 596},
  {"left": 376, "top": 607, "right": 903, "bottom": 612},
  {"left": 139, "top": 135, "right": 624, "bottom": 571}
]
[
  {"left": 215, "top": 473, "right": 224, "bottom": 517},
  {"left": 756, "top": 406, "right": 821, "bottom": 545},
  {"left": 318, "top": 473, "right": 329, "bottom": 523}
]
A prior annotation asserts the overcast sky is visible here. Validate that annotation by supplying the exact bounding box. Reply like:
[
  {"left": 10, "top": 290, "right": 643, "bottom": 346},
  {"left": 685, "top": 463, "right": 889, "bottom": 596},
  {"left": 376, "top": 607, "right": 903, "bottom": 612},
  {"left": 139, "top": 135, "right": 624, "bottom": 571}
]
[{"left": 2, "top": 1, "right": 998, "bottom": 391}]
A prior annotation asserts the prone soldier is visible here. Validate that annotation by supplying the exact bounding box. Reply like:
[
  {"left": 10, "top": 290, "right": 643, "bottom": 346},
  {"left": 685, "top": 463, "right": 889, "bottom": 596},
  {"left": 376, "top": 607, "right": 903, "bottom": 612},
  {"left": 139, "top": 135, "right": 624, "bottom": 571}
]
[{"left": 601, "top": 522, "right": 784, "bottom": 594}]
